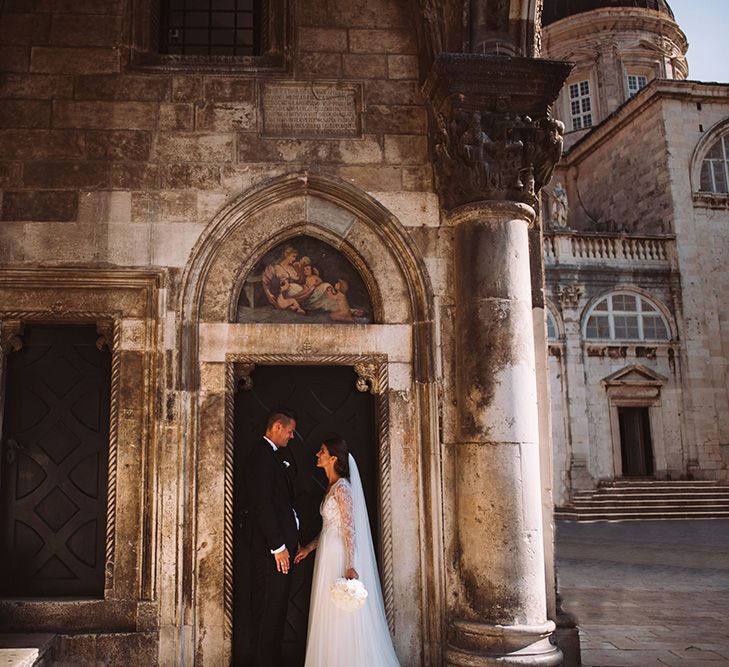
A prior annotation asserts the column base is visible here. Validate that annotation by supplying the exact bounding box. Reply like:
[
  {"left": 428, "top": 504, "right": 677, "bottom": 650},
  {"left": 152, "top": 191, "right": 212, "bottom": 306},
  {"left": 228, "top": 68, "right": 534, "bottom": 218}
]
[{"left": 445, "top": 620, "right": 562, "bottom": 667}]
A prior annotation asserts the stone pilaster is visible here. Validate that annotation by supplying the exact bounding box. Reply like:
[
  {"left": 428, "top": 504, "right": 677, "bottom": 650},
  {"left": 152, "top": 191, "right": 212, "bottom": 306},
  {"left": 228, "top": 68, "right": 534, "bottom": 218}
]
[{"left": 425, "top": 54, "right": 570, "bottom": 666}]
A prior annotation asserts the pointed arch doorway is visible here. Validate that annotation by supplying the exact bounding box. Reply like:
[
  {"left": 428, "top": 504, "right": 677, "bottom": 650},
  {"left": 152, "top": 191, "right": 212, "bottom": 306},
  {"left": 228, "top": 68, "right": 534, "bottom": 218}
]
[{"left": 232, "top": 363, "right": 380, "bottom": 665}]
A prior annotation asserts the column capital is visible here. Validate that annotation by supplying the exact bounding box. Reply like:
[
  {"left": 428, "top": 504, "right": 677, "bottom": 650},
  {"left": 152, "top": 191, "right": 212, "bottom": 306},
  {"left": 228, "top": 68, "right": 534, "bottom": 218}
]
[{"left": 424, "top": 54, "right": 572, "bottom": 211}]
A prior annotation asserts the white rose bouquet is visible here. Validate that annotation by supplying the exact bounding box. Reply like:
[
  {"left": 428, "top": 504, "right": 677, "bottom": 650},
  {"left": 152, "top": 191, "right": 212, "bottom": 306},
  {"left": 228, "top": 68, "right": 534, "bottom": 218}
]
[{"left": 330, "top": 577, "right": 368, "bottom": 611}]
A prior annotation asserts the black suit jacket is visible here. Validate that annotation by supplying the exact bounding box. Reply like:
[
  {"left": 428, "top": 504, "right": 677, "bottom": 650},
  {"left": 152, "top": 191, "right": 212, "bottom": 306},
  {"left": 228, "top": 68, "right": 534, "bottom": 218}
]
[{"left": 247, "top": 439, "right": 299, "bottom": 556}]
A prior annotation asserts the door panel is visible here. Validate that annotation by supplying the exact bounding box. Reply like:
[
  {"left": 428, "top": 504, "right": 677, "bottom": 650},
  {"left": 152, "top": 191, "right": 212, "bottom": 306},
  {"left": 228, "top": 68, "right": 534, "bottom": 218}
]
[
  {"left": 0, "top": 325, "right": 111, "bottom": 597},
  {"left": 618, "top": 407, "right": 654, "bottom": 477},
  {"left": 233, "top": 365, "right": 377, "bottom": 666}
]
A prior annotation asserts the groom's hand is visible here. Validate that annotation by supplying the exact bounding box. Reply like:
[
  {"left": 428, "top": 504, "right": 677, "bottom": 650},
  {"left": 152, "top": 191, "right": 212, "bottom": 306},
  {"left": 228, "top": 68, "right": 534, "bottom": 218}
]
[{"left": 274, "top": 548, "right": 290, "bottom": 574}]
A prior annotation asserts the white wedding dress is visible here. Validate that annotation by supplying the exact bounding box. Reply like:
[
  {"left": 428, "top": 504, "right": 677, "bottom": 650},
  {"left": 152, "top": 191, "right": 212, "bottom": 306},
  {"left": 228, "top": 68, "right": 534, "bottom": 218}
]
[{"left": 304, "top": 454, "right": 400, "bottom": 666}]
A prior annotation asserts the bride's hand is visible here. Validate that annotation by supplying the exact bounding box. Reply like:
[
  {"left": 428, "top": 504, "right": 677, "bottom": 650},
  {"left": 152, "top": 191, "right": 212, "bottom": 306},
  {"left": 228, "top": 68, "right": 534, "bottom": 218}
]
[
  {"left": 294, "top": 546, "right": 310, "bottom": 564},
  {"left": 345, "top": 567, "right": 359, "bottom": 580}
]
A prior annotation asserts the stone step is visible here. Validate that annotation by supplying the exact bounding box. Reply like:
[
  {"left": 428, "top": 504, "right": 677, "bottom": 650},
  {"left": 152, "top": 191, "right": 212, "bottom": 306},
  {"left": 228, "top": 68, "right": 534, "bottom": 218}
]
[
  {"left": 0, "top": 635, "right": 55, "bottom": 667},
  {"left": 557, "top": 480, "right": 729, "bottom": 522}
]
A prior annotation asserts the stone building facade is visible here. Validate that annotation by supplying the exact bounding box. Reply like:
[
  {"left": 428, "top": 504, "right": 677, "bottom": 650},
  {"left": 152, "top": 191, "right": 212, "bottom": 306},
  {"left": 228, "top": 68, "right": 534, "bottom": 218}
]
[
  {"left": 540, "top": 0, "right": 729, "bottom": 505},
  {"left": 0, "top": 1, "right": 571, "bottom": 665}
]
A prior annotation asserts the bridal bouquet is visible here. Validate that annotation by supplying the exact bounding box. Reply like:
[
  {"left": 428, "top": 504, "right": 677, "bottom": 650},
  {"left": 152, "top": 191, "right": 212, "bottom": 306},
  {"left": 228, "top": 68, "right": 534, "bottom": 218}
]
[{"left": 330, "top": 577, "right": 368, "bottom": 611}]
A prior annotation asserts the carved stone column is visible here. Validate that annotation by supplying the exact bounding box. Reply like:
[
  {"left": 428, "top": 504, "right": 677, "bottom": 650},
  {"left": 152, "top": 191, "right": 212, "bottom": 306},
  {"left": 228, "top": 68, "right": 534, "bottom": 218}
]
[{"left": 425, "top": 54, "right": 571, "bottom": 666}]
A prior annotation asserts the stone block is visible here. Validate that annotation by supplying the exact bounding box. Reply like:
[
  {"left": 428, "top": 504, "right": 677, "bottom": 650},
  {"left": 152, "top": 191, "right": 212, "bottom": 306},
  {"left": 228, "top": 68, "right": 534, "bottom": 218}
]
[
  {"left": 30, "top": 47, "right": 120, "bottom": 74},
  {"left": 0, "top": 73, "right": 73, "bottom": 99},
  {"left": 0, "top": 163, "right": 22, "bottom": 188},
  {"left": 402, "top": 165, "right": 433, "bottom": 191},
  {"left": 83, "top": 130, "right": 152, "bottom": 161},
  {"left": 298, "top": 27, "right": 348, "bottom": 52},
  {"left": 384, "top": 134, "right": 428, "bottom": 165},
  {"left": 330, "top": 1, "right": 408, "bottom": 28},
  {"left": 172, "top": 76, "right": 203, "bottom": 102},
  {"left": 0, "top": 128, "right": 84, "bottom": 159},
  {"left": 159, "top": 103, "right": 194, "bottom": 131},
  {"left": 152, "top": 133, "right": 235, "bottom": 163},
  {"left": 49, "top": 15, "right": 121, "bottom": 47},
  {"left": 74, "top": 74, "right": 170, "bottom": 101},
  {"left": 131, "top": 191, "right": 197, "bottom": 224},
  {"left": 24, "top": 161, "right": 109, "bottom": 188},
  {"left": 297, "top": 52, "right": 342, "bottom": 78},
  {"left": 24, "top": 221, "right": 97, "bottom": 261},
  {"left": 0, "top": 100, "right": 51, "bottom": 128},
  {"left": 366, "top": 80, "right": 422, "bottom": 106},
  {"left": 1, "top": 190, "right": 78, "bottom": 221},
  {"left": 34, "top": 0, "right": 120, "bottom": 13},
  {"left": 151, "top": 222, "right": 204, "bottom": 266},
  {"left": 160, "top": 164, "right": 221, "bottom": 189},
  {"left": 53, "top": 100, "right": 157, "bottom": 130},
  {"left": 196, "top": 102, "right": 256, "bottom": 132},
  {"left": 373, "top": 191, "right": 440, "bottom": 228},
  {"left": 106, "top": 222, "right": 151, "bottom": 265},
  {"left": 349, "top": 29, "right": 416, "bottom": 54},
  {"left": 111, "top": 163, "right": 160, "bottom": 190},
  {"left": 364, "top": 105, "right": 427, "bottom": 134},
  {"left": 338, "top": 165, "right": 402, "bottom": 191},
  {"left": 387, "top": 54, "right": 418, "bottom": 80},
  {"left": 0, "top": 221, "right": 24, "bottom": 261},
  {"left": 0, "top": 13, "right": 51, "bottom": 45},
  {"left": 342, "top": 54, "right": 387, "bottom": 79},
  {"left": 0, "top": 46, "right": 30, "bottom": 73},
  {"left": 77, "top": 190, "right": 131, "bottom": 224},
  {"left": 202, "top": 78, "right": 256, "bottom": 102}
]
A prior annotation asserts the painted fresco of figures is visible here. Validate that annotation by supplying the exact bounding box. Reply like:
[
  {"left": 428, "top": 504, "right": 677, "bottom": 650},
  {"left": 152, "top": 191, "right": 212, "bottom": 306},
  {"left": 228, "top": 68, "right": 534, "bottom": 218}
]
[{"left": 237, "top": 237, "right": 373, "bottom": 324}]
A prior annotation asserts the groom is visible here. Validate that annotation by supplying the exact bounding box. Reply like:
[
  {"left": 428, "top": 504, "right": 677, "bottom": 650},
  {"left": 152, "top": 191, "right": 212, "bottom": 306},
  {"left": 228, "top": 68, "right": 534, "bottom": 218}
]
[{"left": 247, "top": 409, "right": 299, "bottom": 667}]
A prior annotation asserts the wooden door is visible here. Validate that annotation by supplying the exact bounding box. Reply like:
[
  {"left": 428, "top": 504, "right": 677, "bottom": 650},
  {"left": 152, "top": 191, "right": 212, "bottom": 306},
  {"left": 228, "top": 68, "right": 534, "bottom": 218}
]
[
  {"left": 0, "top": 324, "right": 111, "bottom": 597},
  {"left": 233, "top": 365, "right": 377, "bottom": 666},
  {"left": 618, "top": 406, "right": 654, "bottom": 478}
]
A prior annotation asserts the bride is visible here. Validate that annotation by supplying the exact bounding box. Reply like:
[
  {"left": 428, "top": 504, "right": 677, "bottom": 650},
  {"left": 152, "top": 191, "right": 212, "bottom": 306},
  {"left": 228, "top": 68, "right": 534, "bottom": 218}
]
[{"left": 294, "top": 436, "right": 400, "bottom": 666}]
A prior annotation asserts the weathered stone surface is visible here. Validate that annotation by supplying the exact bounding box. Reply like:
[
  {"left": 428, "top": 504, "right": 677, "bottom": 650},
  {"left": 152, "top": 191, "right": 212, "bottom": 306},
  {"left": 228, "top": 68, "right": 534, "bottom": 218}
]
[
  {"left": 74, "top": 75, "right": 169, "bottom": 101},
  {"left": 0, "top": 128, "right": 84, "bottom": 159},
  {"left": 83, "top": 130, "right": 152, "bottom": 161},
  {"left": 23, "top": 161, "right": 109, "bottom": 188},
  {"left": 110, "top": 163, "right": 159, "bottom": 190},
  {"left": 0, "top": 100, "right": 51, "bottom": 128},
  {"left": 196, "top": 102, "right": 256, "bottom": 132},
  {"left": 53, "top": 100, "right": 157, "bottom": 130},
  {"left": 1, "top": 190, "right": 78, "bottom": 221},
  {"left": 0, "top": 46, "right": 30, "bottom": 73},
  {"left": 365, "top": 80, "right": 422, "bottom": 106},
  {"left": 0, "top": 73, "right": 73, "bottom": 99},
  {"left": 152, "top": 133, "right": 235, "bottom": 163},
  {"left": 0, "top": 163, "right": 22, "bottom": 188},
  {"left": 202, "top": 78, "right": 256, "bottom": 103},
  {"left": 160, "top": 164, "right": 221, "bottom": 189},
  {"left": 0, "top": 13, "right": 51, "bottom": 45},
  {"left": 387, "top": 54, "right": 418, "bottom": 80},
  {"left": 365, "top": 105, "right": 427, "bottom": 134},
  {"left": 342, "top": 54, "right": 387, "bottom": 79},
  {"left": 298, "top": 27, "right": 348, "bottom": 52},
  {"left": 349, "top": 29, "right": 416, "bottom": 54},
  {"left": 297, "top": 52, "right": 342, "bottom": 78},
  {"left": 30, "top": 46, "right": 120, "bottom": 74},
  {"left": 49, "top": 14, "right": 120, "bottom": 47},
  {"left": 159, "top": 103, "right": 194, "bottom": 131},
  {"left": 384, "top": 134, "right": 428, "bottom": 164},
  {"left": 34, "top": 0, "right": 121, "bottom": 13},
  {"left": 338, "top": 165, "right": 402, "bottom": 191},
  {"left": 171, "top": 76, "right": 203, "bottom": 102},
  {"left": 131, "top": 191, "right": 198, "bottom": 224}
]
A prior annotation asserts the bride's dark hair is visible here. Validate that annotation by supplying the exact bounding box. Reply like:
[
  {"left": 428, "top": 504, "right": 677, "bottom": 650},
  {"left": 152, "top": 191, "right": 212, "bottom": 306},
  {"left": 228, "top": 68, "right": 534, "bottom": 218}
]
[{"left": 322, "top": 435, "right": 350, "bottom": 479}]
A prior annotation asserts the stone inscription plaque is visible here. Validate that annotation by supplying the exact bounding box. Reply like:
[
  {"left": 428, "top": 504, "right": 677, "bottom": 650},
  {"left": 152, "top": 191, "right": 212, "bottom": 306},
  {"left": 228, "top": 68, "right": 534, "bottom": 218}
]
[{"left": 260, "top": 82, "right": 361, "bottom": 138}]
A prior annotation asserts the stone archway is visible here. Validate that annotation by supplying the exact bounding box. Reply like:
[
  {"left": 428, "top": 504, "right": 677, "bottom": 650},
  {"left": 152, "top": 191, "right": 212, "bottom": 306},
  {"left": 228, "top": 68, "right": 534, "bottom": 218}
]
[{"left": 168, "top": 173, "right": 442, "bottom": 666}]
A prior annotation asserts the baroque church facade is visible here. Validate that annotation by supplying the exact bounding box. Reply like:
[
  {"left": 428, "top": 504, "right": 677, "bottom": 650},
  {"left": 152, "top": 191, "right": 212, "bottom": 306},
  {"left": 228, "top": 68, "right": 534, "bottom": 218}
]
[
  {"left": 0, "top": 0, "right": 571, "bottom": 665},
  {"left": 539, "top": 0, "right": 729, "bottom": 507}
]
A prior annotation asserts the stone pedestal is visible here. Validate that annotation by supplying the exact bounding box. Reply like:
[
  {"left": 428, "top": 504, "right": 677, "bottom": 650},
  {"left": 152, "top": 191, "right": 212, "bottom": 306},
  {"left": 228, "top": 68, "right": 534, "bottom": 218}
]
[{"left": 445, "top": 202, "right": 561, "bottom": 667}]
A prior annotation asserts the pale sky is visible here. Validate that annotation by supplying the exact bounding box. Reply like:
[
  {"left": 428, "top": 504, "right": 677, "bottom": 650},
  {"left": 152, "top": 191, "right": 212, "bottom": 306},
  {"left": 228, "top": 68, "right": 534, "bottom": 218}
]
[{"left": 669, "top": 0, "right": 728, "bottom": 83}]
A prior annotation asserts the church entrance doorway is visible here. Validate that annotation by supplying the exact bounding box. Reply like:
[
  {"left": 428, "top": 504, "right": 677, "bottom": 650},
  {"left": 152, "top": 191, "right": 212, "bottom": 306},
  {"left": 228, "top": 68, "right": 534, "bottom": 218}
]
[
  {"left": 618, "top": 406, "right": 654, "bottom": 477},
  {"left": 0, "top": 324, "right": 111, "bottom": 597},
  {"left": 232, "top": 364, "right": 377, "bottom": 666}
]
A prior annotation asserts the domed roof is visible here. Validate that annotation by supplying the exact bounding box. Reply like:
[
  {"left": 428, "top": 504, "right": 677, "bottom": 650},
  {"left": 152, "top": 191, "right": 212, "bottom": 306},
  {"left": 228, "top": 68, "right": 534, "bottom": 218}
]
[{"left": 542, "top": 0, "right": 675, "bottom": 27}]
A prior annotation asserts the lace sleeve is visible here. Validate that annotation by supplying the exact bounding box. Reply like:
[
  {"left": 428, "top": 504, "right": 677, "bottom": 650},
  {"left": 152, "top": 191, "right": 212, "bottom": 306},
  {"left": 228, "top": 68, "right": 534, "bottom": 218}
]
[{"left": 332, "top": 480, "right": 356, "bottom": 571}]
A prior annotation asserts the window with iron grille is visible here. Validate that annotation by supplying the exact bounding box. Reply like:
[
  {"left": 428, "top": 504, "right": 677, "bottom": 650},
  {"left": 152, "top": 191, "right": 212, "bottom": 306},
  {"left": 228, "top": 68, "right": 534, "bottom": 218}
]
[
  {"left": 569, "top": 80, "right": 593, "bottom": 131},
  {"left": 160, "top": 0, "right": 261, "bottom": 56}
]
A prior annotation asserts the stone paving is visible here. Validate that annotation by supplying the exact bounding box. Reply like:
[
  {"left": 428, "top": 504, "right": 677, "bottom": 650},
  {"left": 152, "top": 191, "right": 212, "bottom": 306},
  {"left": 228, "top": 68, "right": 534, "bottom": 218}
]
[{"left": 556, "top": 519, "right": 729, "bottom": 667}]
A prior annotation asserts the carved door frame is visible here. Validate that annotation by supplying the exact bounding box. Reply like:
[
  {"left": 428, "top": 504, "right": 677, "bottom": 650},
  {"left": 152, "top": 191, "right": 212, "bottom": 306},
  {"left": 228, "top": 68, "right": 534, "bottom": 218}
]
[
  {"left": 0, "top": 269, "right": 161, "bottom": 632},
  {"left": 223, "top": 352, "right": 393, "bottom": 641}
]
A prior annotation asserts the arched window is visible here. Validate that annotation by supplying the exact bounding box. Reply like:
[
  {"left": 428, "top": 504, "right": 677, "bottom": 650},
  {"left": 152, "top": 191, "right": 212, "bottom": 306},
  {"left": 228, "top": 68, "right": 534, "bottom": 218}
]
[
  {"left": 584, "top": 292, "right": 670, "bottom": 341},
  {"left": 547, "top": 308, "right": 559, "bottom": 341},
  {"left": 700, "top": 133, "right": 729, "bottom": 194}
]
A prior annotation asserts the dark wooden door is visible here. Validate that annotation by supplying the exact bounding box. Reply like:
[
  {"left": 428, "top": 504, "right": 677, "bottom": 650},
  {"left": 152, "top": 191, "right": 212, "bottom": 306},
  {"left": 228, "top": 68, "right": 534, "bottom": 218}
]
[
  {"left": 233, "top": 365, "right": 377, "bottom": 666},
  {"left": 0, "top": 324, "right": 111, "bottom": 597},
  {"left": 619, "top": 407, "right": 654, "bottom": 477}
]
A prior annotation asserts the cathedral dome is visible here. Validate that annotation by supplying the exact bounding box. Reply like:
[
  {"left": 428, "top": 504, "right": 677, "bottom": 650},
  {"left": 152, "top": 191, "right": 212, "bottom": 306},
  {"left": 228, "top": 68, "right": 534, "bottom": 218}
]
[{"left": 542, "top": 0, "right": 675, "bottom": 27}]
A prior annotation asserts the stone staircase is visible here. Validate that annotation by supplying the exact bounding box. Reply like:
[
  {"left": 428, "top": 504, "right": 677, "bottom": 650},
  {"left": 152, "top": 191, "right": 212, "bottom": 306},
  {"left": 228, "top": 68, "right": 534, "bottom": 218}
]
[{"left": 555, "top": 479, "right": 729, "bottom": 521}]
